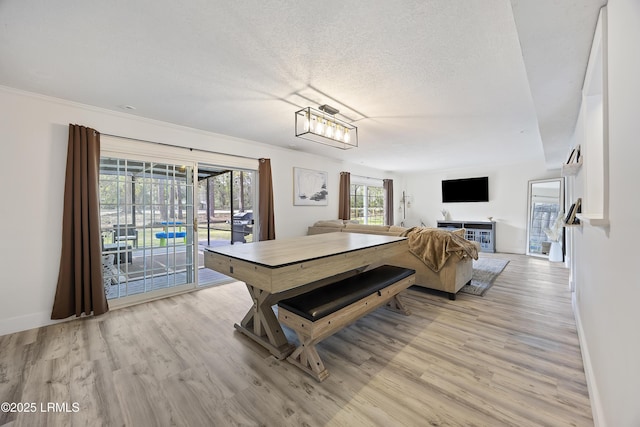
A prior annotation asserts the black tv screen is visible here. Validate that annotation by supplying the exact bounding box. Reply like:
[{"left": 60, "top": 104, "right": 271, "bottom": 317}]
[{"left": 442, "top": 177, "right": 489, "bottom": 203}]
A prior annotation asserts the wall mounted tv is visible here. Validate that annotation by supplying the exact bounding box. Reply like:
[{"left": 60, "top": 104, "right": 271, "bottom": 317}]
[{"left": 442, "top": 177, "right": 489, "bottom": 203}]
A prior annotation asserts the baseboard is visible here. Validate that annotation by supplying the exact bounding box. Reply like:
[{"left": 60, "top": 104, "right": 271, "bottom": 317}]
[
  {"left": 573, "top": 293, "right": 607, "bottom": 427},
  {"left": 0, "top": 311, "right": 65, "bottom": 337}
]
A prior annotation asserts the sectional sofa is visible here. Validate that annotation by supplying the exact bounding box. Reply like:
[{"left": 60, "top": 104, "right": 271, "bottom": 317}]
[{"left": 307, "top": 220, "right": 478, "bottom": 300}]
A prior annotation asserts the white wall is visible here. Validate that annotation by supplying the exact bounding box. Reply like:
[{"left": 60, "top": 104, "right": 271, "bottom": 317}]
[
  {"left": 571, "top": 1, "right": 640, "bottom": 425},
  {"left": 402, "top": 161, "right": 558, "bottom": 253},
  {"left": 0, "top": 87, "right": 398, "bottom": 336}
]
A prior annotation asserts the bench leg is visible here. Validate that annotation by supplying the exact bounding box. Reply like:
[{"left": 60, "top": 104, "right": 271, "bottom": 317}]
[
  {"left": 385, "top": 294, "right": 411, "bottom": 315},
  {"left": 287, "top": 332, "right": 329, "bottom": 382}
]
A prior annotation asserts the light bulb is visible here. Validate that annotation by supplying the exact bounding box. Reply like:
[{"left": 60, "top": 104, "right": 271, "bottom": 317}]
[
  {"left": 303, "top": 112, "right": 310, "bottom": 132},
  {"left": 326, "top": 121, "right": 334, "bottom": 138},
  {"left": 335, "top": 126, "right": 343, "bottom": 141},
  {"left": 316, "top": 118, "right": 324, "bottom": 135},
  {"left": 310, "top": 115, "right": 317, "bottom": 132},
  {"left": 344, "top": 130, "right": 350, "bottom": 143}
]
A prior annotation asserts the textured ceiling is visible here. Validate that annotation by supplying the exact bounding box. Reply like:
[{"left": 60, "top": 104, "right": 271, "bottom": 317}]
[{"left": 0, "top": 0, "right": 605, "bottom": 172}]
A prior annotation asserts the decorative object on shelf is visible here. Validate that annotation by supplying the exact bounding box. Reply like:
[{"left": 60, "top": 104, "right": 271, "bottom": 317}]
[
  {"left": 293, "top": 167, "right": 328, "bottom": 206},
  {"left": 564, "top": 198, "right": 582, "bottom": 225},
  {"left": 566, "top": 144, "right": 582, "bottom": 164},
  {"left": 487, "top": 216, "right": 493, "bottom": 222},
  {"left": 441, "top": 209, "right": 448, "bottom": 220},
  {"left": 295, "top": 105, "right": 358, "bottom": 149},
  {"left": 561, "top": 144, "right": 583, "bottom": 176}
]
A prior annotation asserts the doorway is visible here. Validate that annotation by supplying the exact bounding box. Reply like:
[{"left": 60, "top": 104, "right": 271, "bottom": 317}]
[
  {"left": 196, "top": 165, "right": 257, "bottom": 286},
  {"left": 526, "top": 178, "right": 564, "bottom": 259}
]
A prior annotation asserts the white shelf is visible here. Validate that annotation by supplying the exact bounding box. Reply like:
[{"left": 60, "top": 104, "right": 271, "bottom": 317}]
[
  {"left": 561, "top": 160, "right": 583, "bottom": 176},
  {"left": 576, "top": 214, "right": 609, "bottom": 227},
  {"left": 563, "top": 222, "right": 582, "bottom": 228}
]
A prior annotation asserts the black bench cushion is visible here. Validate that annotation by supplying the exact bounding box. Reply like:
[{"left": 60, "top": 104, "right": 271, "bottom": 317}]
[{"left": 278, "top": 265, "right": 415, "bottom": 321}]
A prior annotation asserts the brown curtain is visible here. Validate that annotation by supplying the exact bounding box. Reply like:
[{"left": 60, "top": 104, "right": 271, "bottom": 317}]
[
  {"left": 258, "top": 158, "right": 276, "bottom": 240},
  {"left": 383, "top": 179, "right": 394, "bottom": 225},
  {"left": 338, "top": 172, "right": 351, "bottom": 220},
  {"left": 51, "top": 124, "right": 108, "bottom": 319}
]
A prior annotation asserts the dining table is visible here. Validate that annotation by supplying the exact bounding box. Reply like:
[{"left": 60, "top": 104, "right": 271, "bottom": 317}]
[{"left": 204, "top": 232, "right": 408, "bottom": 358}]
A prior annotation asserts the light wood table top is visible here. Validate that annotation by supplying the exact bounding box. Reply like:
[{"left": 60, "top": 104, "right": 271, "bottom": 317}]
[
  {"left": 206, "top": 232, "right": 406, "bottom": 268},
  {"left": 205, "top": 233, "right": 407, "bottom": 293}
]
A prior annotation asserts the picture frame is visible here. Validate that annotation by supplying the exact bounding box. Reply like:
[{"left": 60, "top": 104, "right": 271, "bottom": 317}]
[{"left": 293, "top": 167, "right": 328, "bottom": 206}]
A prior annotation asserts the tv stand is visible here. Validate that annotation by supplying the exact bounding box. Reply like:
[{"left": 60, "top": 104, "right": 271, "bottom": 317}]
[{"left": 437, "top": 220, "right": 496, "bottom": 253}]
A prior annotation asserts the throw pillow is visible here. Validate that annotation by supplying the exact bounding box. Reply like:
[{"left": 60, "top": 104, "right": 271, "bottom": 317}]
[{"left": 101, "top": 253, "right": 124, "bottom": 285}]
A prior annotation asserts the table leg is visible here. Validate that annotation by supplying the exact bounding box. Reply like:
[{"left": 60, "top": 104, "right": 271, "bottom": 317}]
[{"left": 234, "top": 284, "right": 295, "bottom": 359}]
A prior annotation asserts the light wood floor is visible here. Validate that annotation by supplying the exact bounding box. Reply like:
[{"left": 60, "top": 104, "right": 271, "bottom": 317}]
[{"left": 0, "top": 253, "right": 592, "bottom": 426}]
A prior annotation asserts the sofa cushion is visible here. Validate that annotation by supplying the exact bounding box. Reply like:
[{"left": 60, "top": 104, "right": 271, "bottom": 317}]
[
  {"left": 388, "top": 225, "right": 409, "bottom": 234},
  {"left": 344, "top": 223, "right": 390, "bottom": 233},
  {"left": 313, "top": 220, "right": 349, "bottom": 228}
]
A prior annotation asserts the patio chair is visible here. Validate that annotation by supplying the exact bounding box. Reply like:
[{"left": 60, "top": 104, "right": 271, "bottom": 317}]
[{"left": 113, "top": 224, "right": 139, "bottom": 248}]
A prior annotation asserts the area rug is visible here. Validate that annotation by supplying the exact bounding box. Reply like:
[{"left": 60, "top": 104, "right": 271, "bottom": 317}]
[{"left": 460, "top": 257, "right": 510, "bottom": 296}]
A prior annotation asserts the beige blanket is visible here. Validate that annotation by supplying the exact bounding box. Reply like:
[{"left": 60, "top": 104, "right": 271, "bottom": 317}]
[{"left": 401, "top": 227, "right": 479, "bottom": 272}]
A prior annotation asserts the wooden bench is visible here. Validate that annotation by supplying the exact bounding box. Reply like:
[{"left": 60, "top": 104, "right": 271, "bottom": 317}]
[{"left": 277, "top": 265, "right": 415, "bottom": 382}]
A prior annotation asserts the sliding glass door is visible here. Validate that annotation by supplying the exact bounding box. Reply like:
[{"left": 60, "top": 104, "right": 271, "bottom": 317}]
[
  {"left": 99, "top": 155, "right": 259, "bottom": 301},
  {"left": 99, "top": 158, "right": 196, "bottom": 300}
]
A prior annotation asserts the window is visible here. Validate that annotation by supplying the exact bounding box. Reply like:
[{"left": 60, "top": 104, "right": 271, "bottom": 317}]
[
  {"left": 350, "top": 183, "right": 384, "bottom": 225},
  {"left": 100, "top": 158, "right": 196, "bottom": 300}
]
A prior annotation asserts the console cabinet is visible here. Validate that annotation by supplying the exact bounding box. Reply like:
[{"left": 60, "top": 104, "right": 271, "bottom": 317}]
[{"left": 437, "top": 220, "right": 496, "bottom": 253}]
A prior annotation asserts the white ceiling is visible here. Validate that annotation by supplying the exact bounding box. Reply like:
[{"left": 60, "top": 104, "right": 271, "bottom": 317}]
[{"left": 0, "top": 0, "right": 606, "bottom": 172}]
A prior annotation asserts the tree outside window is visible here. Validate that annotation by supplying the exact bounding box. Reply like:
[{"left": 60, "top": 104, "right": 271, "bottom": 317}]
[{"left": 350, "top": 184, "right": 384, "bottom": 225}]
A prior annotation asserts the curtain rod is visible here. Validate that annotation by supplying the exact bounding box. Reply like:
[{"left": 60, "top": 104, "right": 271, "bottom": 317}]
[
  {"left": 352, "top": 174, "right": 386, "bottom": 181},
  {"left": 100, "top": 132, "right": 259, "bottom": 161}
]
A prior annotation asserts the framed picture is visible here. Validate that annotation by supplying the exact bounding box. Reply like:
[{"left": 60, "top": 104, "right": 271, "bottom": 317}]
[{"left": 293, "top": 167, "right": 328, "bottom": 206}]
